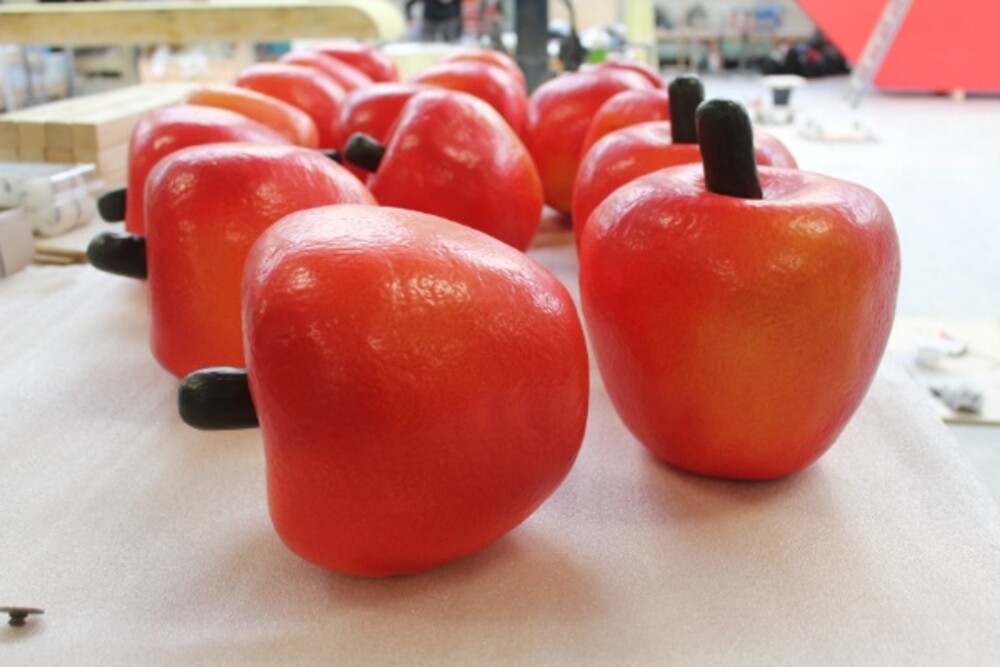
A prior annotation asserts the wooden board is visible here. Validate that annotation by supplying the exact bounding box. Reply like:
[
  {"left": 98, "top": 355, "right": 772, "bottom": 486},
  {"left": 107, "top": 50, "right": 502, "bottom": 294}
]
[
  {"left": 43, "top": 85, "right": 161, "bottom": 153},
  {"left": 0, "top": 84, "right": 195, "bottom": 178},
  {"left": 33, "top": 218, "right": 102, "bottom": 262},
  {"left": 68, "top": 83, "right": 199, "bottom": 153},
  {"left": 0, "top": 1, "right": 405, "bottom": 46},
  {"left": 4, "top": 88, "right": 126, "bottom": 155}
]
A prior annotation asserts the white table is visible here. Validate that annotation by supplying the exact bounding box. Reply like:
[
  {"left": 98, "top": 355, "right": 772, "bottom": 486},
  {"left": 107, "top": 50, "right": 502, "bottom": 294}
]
[{"left": 1, "top": 222, "right": 999, "bottom": 664}]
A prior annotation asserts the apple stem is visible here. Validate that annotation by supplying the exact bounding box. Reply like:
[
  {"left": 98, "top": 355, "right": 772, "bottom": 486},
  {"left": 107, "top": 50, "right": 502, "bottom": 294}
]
[
  {"left": 97, "top": 187, "right": 127, "bottom": 223},
  {"left": 343, "top": 133, "right": 385, "bottom": 172},
  {"left": 178, "top": 367, "right": 259, "bottom": 430},
  {"left": 696, "top": 99, "right": 763, "bottom": 200},
  {"left": 86, "top": 231, "right": 147, "bottom": 279},
  {"left": 668, "top": 75, "right": 703, "bottom": 145}
]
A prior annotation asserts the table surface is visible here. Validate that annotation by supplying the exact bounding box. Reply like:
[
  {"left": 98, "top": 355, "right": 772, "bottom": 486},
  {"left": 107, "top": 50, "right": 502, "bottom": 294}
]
[{"left": 1, "top": 222, "right": 999, "bottom": 665}]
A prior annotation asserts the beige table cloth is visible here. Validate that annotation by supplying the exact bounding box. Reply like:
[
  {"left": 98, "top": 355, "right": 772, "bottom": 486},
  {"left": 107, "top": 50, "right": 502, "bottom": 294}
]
[{"left": 2, "top": 225, "right": 999, "bottom": 665}]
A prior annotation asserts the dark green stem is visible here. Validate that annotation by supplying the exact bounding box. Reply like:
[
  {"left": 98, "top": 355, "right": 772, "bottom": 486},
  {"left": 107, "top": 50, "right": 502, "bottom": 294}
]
[
  {"left": 343, "top": 133, "right": 385, "bottom": 172},
  {"left": 87, "top": 231, "right": 147, "bottom": 279},
  {"left": 178, "top": 367, "right": 259, "bottom": 430},
  {"left": 320, "top": 149, "right": 343, "bottom": 164},
  {"left": 97, "top": 187, "right": 127, "bottom": 223},
  {"left": 696, "top": 99, "right": 763, "bottom": 200},
  {"left": 668, "top": 75, "right": 704, "bottom": 144}
]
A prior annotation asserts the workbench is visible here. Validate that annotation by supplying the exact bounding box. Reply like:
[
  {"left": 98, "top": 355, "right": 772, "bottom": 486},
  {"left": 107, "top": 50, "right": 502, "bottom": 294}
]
[{"left": 1, "top": 218, "right": 998, "bottom": 663}]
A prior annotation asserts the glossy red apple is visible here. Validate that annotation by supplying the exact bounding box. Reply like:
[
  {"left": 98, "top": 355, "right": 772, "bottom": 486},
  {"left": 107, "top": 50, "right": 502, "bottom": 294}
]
[
  {"left": 236, "top": 63, "right": 346, "bottom": 148},
  {"left": 178, "top": 205, "right": 589, "bottom": 576},
  {"left": 579, "top": 100, "right": 900, "bottom": 480},
  {"left": 88, "top": 143, "right": 375, "bottom": 377},
  {"left": 107, "top": 104, "right": 288, "bottom": 235}
]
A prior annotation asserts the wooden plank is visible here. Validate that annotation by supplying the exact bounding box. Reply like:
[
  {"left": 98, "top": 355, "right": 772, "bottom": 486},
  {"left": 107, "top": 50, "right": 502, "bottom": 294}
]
[
  {"left": 34, "top": 220, "right": 100, "bottom": 261},
  {"left": 72, "top": 84, "right": 196, "bottom": 153},
  {"left": 43, "top": 148, "right": 76, "bottom": 164},
  {"left": 44, "top": 85, "right": 170, "bottom": 153},
  {"left": 44, "top": 123, "right": 76, "bottom": 154},
  {"left": 0, "top": 114, "right": 26, "bottom": 151},
  {"left": 0, "top": 1, "right": 405, "bottom": 46},
  {"left": 16, "top": 122, "right": 47, "bottom": 161},
  {"left": 0, "top": 84, "right": 195, "bottom": 164},
  {"left": 2, "top": 110, "right": 59, "bottom": 157},
  {"left": 3, "top": 93, "right": 118, "bottom": 159}
]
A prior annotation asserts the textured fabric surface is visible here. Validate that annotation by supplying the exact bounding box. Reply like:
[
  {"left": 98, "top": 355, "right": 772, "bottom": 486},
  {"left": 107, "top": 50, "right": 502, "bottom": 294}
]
[{"left": 1, "top": 226, "right": 999, "bottom": 665}]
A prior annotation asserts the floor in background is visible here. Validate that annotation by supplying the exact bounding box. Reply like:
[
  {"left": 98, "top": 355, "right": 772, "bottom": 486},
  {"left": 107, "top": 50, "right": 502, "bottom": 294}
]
[{"left": 693, "top": 73, "right": 999, "bottom": 504}]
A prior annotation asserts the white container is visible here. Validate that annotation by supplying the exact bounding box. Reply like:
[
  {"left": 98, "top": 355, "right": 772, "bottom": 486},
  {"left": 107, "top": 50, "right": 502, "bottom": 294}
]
[
  {"left": 0, "top": 163, "right": 101, "bottom": 236},
  {"left": 0, "top": 207, "right": 34, "bottom": 278},
  {"left": 27, "top": 186, "right": 99, "bottom": 238}
]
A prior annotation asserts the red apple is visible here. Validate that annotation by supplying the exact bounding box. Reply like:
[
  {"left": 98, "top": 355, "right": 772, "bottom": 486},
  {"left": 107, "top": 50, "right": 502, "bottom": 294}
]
[
  {"left": 579, "top": 100, "right": 899, "bottom": 480},
  {"left": 236, "top": 63, "right": 346, "bottom": 149},
  {"left": 178, "top": 205, "right": 589, "bottom": 576}
]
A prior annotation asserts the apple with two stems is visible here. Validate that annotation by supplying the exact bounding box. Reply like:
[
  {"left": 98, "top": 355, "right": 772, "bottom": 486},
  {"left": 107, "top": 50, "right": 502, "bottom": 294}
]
[
  {"left": 579, "top": 99, "right": 900, "bottom": 480},
  {"left": 573, "top": 75, "right": 797, "bottom": 238}
]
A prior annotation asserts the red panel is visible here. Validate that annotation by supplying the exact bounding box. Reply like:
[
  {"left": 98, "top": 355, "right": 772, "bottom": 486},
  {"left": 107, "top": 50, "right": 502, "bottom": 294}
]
[{"left": 796, "top": 0, "right": 1000, "bottom": 93}]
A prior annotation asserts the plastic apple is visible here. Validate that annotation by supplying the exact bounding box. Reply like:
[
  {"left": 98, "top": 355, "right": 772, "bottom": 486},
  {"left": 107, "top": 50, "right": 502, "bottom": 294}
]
[
  {"left": 87, "top": 144, "right": 374, "bottom": 377},
  {"left": 524, "top": 67, "right": 655, "bottom": 215},
  {"left": 443, "top": 48, "right": 526, "bottom": 92},
  {"left": 312, "top": 42, "right": 399, "bottom": 82},
  {"left": 579, "top": 100, "right": 899, "bottom": 480},
  {"left": 178, "top": 205, "right": 589, "bottom": 576},
  {"left": 99, "top": 104, "right": 288, "bottom": 235},
  {"left": 336, "top": 82, "right": 428, "bottom": 179},
  {"left": 236, "top": 63, "right": 346, "bottom": 149},
  {"left": 185, "top": 84, "right": 319, "bottom": 147},
  {"left": 343, "top": 89, "right": 543, "bottom": 250},
  {"left": 573, "top": 76, "right": 797, "bottom": 239},
  {"left": 412, "top": 60, "right": 527, "bottom": 136},
  {"left": 279, "top": 50, "right": 373, "bottom": 92}
]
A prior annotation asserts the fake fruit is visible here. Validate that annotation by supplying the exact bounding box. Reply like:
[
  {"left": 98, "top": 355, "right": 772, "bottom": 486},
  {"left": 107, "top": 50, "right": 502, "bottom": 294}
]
[
  {"left": 178, "top": 205, "right": 589, "bottom": 576},
  {"left": 337, "top": 82, "right": 428, "bottom": 179},
  {"left": 337, "top": 82, "right": 428, "bottom": 150},
  {"left": 591, "top": 58, "right": 665, "bottom": 90},
  {"left": 412, "top": 60, "right": 527, "bottom": 136},
  {"left": 236, "top": 63, "right": 346, "bottom": 148},
  {"left": 525, "top": 67, "right": 656, "bottom": 214},
  {"left": 344, "top": 89, "right": 543, "bottom": 251},
  {"left": 313, "top": 42, "right": 399, "bottom": 82},
  {"left": 444, "top": 48, "right": 526, "bottom": 92},
  {"left": 579, "top": 88, "right": 669, "bottom": 157},
  {"left": 572, "top": 76, "right": 797, "bottom": 237},
  {"left": 578, "top": 100, "right": 900, "bottom": 480},
  {"left": 279, "top": 50, "right": 373, "bottom": 92},
  {"left": 88, "top": 144, "right": 374, "bottom": 377},
  {"left": 104, "top": 104, "right": 288, "bottom": 235},
  {"left": 185, "top": 85, "right": 319, "bottom": 147}
]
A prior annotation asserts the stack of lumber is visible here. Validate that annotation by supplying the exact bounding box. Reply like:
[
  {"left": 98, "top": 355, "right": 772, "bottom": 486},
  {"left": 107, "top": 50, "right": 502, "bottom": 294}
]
[{"left": 0, "top": 83, "right": 196, "bottom": 188}]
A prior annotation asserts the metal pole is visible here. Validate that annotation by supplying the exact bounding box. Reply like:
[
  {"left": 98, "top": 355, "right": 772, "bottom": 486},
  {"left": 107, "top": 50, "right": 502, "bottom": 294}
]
[{"left": 515, "top": 0, "right": 549, "bottom": 92}]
